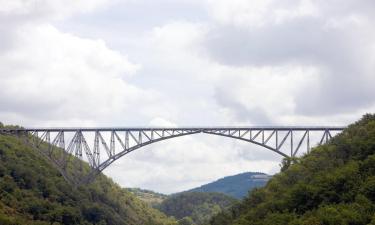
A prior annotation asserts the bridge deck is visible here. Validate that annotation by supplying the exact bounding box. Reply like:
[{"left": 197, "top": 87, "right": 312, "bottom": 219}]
[{"left": 1, "top": 126, "right": 346, "bottom": 132}]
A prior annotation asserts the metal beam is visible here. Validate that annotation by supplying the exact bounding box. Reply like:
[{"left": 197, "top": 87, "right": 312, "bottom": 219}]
[{"left": 0, "top": 125, "right": 345, "bottom": 186}]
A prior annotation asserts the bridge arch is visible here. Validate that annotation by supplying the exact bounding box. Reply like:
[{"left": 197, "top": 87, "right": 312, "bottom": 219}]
[{"left": 1, "top": 126, "right": 345, "bottom": 185}]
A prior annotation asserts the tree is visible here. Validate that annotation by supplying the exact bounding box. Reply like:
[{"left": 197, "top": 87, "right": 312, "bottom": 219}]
[{"left": 179, "top": 217, "right": 194, "bottom": 225}]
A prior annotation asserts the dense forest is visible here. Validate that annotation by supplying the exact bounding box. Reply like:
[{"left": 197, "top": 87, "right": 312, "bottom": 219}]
[
  {"left": 208, "top": 114, "right": 375, "bottom": 225},
  {"left": 0, "top": 123, "right": 176, "bottom": 225},
  {"left": 187, "top": 172, "right": 270, "bottom": 199},
  {"left": 156, "top": 192, "right": 237, "bottom": 225}
]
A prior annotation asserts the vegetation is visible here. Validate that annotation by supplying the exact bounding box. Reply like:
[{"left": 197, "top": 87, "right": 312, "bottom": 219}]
[
  {"left": 188, "top": 172, "right": 270, "bottom": 199},
  {"left": 208, "top": 114, "right": 375, "bottom": 225},
  {"left": 156, "top": 192, "right": 238, "bottom": 225},
  {"left": 0, "top": 128, "right": 177, "bottom": 225},
  {"left": 126, "top": 188, "right": 167, "bottom": 207}
]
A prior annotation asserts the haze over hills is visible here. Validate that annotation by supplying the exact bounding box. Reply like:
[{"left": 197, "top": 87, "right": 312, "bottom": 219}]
[
  {"left": 186, "top": 172, "right": 271, "bottom": 199},
  {"left": 126, "top": 171, "right": 270, "bottom": 225}
]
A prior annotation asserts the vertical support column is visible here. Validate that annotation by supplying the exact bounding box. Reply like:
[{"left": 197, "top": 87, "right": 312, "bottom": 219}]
[
  {"left": 72, "top": 131, "right": 84, "bottom": 172},
  {"left": 94, "top": 131, "right": 100, "bottom": 166},
  {"left": 110, "top": 131, "right": 115, "bottom": 157},
  {"left": 45, "top": 131, "right": 51, "bottom": 156},
  {"left": 75, "top": 131, "right": 83, "bottom": 159},
  {"left": 125, "top": 131, "right": 129, "bottom": 149},
  {"left": 138, "top": 131, "right": 142, "bottom": 144},
  {"left": 35, "top": 131, "right": 39, "bottom": 145},
  {"left": 290, "top": 130, "right": 293, "bottom": 157},
  {"left": 59, "top": 131, "right": 65, "bottom": 150},
  {"left": 262, "top": 130, "right": 265, "bottom": 144},
  {"left": 275, "top": 130, "right": 278, "bottom": 150},
  {"left": 58, "top": 131, "right": 66, "bottom": 166},
  {"left": 307, "top": 130, "right": 310, "bottom": 153},
  {"left": 45, "top": 131, "right": 50, "bottom": 144}
]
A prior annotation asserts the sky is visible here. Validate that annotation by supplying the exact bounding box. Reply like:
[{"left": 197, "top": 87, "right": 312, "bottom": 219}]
[{"left": 0, "top": 0, "right": 374, "bottom": 194}]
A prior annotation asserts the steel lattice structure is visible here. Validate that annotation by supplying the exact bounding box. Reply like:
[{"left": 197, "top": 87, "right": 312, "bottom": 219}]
[{"left": 0, "top": 126, "right": 345, "bottom": 185}]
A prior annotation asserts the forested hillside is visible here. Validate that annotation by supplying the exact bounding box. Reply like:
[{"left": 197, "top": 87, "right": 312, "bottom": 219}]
[
  {"left": 126, "top": 188, "right": 167, "bottom": 207},
  {"left": 188, "top": 172, "right": 270, "bottom": 199},
  {"left": 209, "top": 114, "right": 375, "bottom": 225},
  {"left": 0, "top": 125, "right": 176, "bottom": 225},
  {"left": 157, "top": 192, "right": 238, "bottom": 225}
]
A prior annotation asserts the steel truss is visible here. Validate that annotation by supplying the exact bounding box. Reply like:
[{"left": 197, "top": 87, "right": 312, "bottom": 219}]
[{"left": 0, "top": 126, "right": 345, "bottom": 185}]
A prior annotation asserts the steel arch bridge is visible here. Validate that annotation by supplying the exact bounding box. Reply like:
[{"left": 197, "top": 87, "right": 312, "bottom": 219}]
[{"left": 1, "top": 126, "right": 345, "bottom": 186}]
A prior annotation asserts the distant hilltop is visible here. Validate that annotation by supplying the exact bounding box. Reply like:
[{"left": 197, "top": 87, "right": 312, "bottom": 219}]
[{"left": 186, "top": 171, "right": 271, "bottom": 199}]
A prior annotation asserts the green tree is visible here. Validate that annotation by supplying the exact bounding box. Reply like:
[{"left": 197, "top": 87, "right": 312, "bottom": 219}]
[{"left": 179, "top": 217, "right": 194, "bottom": 225}]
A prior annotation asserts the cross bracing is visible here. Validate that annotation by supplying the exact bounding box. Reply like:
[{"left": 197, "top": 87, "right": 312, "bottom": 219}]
[{"left": 0, "top": 126, "right": 345, "bottom": 186}]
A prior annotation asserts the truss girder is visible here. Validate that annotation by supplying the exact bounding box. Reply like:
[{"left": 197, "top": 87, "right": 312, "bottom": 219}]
[{"left": 0, "top": 126, "right": 345, "bottom": 185}]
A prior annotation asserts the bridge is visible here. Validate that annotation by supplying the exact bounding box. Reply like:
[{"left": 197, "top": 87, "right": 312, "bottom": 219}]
[{"left": 0, "top": 126, "right": 345, "bottom": 186}]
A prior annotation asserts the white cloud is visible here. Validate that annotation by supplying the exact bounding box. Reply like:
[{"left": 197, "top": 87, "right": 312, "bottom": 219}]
[
  {"left": 207, "top": 0, "right": 319, "bottom": 28},
  {"left": 213, "top": 65, "right": 321, "bottom": 124},
  {"left": 0, "top": 22, "right": 156, "bottom": 126},
  {"left": 149, "top": 117, "right": 177, "bottom": 127},
  {"left": 203, "top": 0, "right": 375, "bottom": 116},
  {"left": 148, "top": 21, "right": 209, "bottom": 78},
  {"left": 0, "top": 0, "right": 111, "bottom": 19}
]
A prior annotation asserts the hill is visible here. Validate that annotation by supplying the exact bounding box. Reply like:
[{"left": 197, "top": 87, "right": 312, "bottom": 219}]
[
  {"left": 0, "top": 125, "right": 176, "bottom": 225},
  {"left": 187, "top": 172, "right": 271, "bottom": 199},
  {"left": 156, "top": 192, "right": 238, "bottom": 225},
  {"left": 126, "top": 188, "right": 167, "bottom": 207},
  {"left": 209, "top": 114, "right": 375, "bottom": 225}
]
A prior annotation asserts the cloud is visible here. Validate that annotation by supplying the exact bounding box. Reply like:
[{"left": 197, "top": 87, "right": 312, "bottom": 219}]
[
  {"left": 0, "top": 23, "right": 150, "bottom": 126},
  {"left": 211, "top": 65, "right": 321, "bottom": 125},
  {"left": 207, "top": 0, "right": 375, "bottom": 28},
  {"left": 149, "top": 117, "right": 177, "bottom": 127},
  {"left": 207, "top": 0, "right": 319, "bottom": 28},
  {"left": 0, "top": 0, "right": 111, "bottom": 20},
  {"left": 203, "top": 0, "right": 375, "bottom": 116}
]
